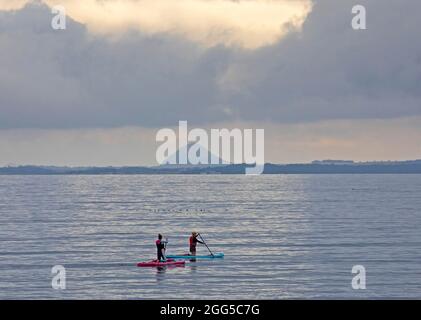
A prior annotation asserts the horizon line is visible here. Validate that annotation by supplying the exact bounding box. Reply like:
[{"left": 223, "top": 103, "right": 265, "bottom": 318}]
[{"left": 2, "top": 159, "right": 421, "bottom": 168}]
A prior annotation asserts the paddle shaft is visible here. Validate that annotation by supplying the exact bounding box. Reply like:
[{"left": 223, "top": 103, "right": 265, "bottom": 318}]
[
  {"left": 198, "top": 233, "right": 214, "bottom": 256},
  {"left": 162, "top": 237, "right": 168, "bottom": 260}
]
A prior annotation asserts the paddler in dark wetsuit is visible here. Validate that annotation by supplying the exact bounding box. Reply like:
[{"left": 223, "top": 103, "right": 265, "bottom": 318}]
[
  {"left": 156, "top": 234, "right": 167, "bottom": 261},
  {"left": 189, "top": 231, "right": 204, "bottom": 256}
]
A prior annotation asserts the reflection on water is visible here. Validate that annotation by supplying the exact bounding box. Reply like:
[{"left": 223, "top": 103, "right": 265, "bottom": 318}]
[
  {"left": 155, "top": 264, "right": 186, "bottom": 283},
  {"left": 155, "top": 266, "right": 166, "bottom": 283},
  {"left": 189, "top": 264, "right": 198, "bottom": 274},
  {"left": 1, "top": 174, "right": 421, "bottom": 299}
]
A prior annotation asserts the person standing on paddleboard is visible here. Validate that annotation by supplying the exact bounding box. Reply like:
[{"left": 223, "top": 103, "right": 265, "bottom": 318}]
[
  {"left": 189, "top": 231, "right": 204, "bottom": 256},
  {"left": 156, "top": 234, "right": 168, "bottom": 261}
]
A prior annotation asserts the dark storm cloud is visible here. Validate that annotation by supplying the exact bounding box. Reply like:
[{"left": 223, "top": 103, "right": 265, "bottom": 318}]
[
  {"left": 0, "top": 0, "right": 420, "bottom": 129},
  {"left": 221, "top": 0, "right": 421, "bottom": 123},
  {"left": 0, "top": 2, "right": 233, "bottom": 129}
]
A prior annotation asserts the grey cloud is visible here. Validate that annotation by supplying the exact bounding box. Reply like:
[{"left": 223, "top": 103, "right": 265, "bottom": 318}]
[
  {"left": 0, "top": 2, "right": 233, "bottom": 129},
  {"left": 1, "top": 0, "right": 421, "bottom": 129},
  {"left": 222, "top": 0, "right": 421, "bottom": 123}
]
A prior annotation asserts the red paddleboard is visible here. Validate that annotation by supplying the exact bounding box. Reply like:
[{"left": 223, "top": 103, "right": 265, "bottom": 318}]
[{"left": 137, "top": 259, "right": 185, "bottom": 267}]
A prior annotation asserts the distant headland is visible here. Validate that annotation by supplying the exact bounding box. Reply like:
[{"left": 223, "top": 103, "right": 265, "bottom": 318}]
[{"left": 1, "top": 160, "right": 421, "bottom": 174}]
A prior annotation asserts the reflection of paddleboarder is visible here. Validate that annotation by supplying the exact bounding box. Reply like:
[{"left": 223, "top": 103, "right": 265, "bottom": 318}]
[
  {"left": 189, "top": 231, "right": 204, "bottom": 256},
  {"left": 156, "top": 234, "right": 168, "bottom": 261}
]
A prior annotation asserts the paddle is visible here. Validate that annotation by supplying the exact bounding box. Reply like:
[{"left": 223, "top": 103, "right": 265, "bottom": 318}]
[
  {"left": 162, "top": 237, "right": 168, "bottom": 261},
  {"left": 198, "top": 233, "right": 214, "bottom": 256}
]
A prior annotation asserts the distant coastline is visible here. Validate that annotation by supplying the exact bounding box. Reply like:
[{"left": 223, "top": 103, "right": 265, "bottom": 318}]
[{"left": 1, "top": 160, "right": 421, "bottom": 174}]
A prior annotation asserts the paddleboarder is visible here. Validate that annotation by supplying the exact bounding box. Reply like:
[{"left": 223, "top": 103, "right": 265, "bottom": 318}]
[
  {"left": 189, "top": 231, "right": 204, "bottom": 256},
  {"left": 156, "top": 234, "right": 168, "bottom": 261}
]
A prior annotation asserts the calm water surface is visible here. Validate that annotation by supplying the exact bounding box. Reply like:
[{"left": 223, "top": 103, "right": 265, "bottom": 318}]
[{"left": 1, "top": 174, "right": 421, "bottom": 299}]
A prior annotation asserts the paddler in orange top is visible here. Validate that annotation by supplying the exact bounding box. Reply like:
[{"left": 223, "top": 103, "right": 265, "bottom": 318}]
[{"left": 189, "top": 231, "right": 204, "bottom": 256}]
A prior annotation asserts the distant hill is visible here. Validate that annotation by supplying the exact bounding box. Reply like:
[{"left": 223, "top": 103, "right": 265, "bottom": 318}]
[
  {"left": 158, "top": 143, "right": 229, "bottom": 169},
  {"left": 1, "top": 160, "right": 421, "bottom": 174}
]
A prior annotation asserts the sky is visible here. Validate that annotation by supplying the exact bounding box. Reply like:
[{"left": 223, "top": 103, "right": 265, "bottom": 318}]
[{"left": 0, "top": 0, "right": 420, "bottom": 166}]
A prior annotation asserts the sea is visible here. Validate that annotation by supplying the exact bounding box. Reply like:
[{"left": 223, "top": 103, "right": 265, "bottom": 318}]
[{"left": 1, "top": 174, "right": 420, "bottom": 299}]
